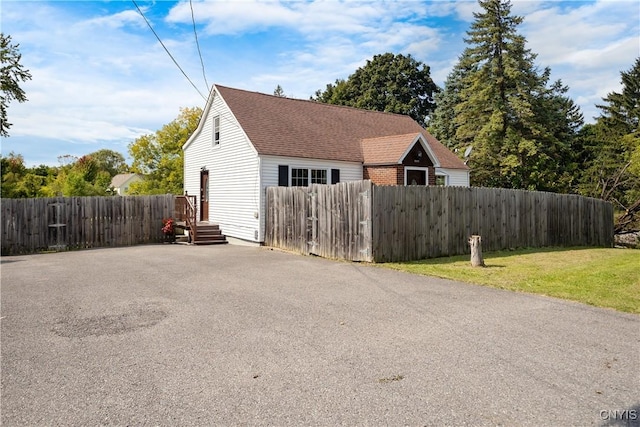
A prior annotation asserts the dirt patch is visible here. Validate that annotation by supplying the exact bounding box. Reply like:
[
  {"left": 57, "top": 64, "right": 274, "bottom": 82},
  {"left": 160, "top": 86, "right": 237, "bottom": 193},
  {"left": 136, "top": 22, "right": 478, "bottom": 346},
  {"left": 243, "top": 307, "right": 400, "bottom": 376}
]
[{"left": 52, "top": 301, "right": 168, "bottom": 338}]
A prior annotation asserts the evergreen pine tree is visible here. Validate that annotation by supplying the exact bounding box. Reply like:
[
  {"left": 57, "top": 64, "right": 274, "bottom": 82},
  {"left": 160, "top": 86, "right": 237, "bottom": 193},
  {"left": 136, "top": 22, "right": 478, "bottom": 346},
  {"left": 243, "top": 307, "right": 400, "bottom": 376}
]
[
  {"left": 429, "top": 63, "right": 472, "bottom": 150},
  {"left": 597, "top": 57, "right": 640, "bottom": 135},
  {"left": 430, "top": 0, "right": 582, "bottom": 191}
]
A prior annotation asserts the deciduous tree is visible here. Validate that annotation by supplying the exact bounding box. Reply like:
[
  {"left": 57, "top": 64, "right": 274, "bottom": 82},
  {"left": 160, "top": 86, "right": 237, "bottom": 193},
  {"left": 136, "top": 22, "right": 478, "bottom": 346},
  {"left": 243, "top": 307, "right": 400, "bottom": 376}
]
[
  {"left": 313, "top": 53, "right": 439, "bottom": 125},
  {"left": 128, "top": 107, "right": 201, "bottom": 195},
  {"left": 89, "top": 149, "right": 129, "bottom": 177},
  {"left": 1, "top": 33, "right": 32, "bottom": 137}
]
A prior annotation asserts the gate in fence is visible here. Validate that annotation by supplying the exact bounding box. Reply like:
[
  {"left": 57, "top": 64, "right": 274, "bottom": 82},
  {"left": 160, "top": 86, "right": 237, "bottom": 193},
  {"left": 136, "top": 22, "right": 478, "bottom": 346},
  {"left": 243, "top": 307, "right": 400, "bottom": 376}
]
[{"left": 266, "top": 180, "right": 373, "bottom": 262}]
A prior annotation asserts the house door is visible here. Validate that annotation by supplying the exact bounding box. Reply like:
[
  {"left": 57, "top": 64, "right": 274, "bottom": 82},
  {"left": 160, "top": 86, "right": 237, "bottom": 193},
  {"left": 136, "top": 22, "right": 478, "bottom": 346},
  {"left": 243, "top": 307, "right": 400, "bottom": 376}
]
[
  {"left": 200, "top": 169, "right": 209, "bottom": 221},
  {"left": 406, "top": 169, "right": 427, "bottom": 185}
]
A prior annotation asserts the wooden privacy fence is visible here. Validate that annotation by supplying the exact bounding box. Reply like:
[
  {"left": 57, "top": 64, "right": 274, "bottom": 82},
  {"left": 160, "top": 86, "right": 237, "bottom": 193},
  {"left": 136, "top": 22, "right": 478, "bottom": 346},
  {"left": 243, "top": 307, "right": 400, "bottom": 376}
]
[
  {"left": 1, "top": 195, "right": 175, "bottom": 255},
  {"left": 266, "top": 180, "right": 373, "bottom": 261},
  {"left": 265, "top": 181, "right": 614, "bottom": 262},
  {"left": 372, "top": 185, "right": 613, "bottom": 262}
]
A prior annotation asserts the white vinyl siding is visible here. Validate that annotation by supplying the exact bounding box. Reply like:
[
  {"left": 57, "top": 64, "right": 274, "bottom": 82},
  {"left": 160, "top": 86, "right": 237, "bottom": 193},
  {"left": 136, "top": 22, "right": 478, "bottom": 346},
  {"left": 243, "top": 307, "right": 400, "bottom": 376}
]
[
  {"left": 436, "top": 167, "right": 470, "bottom": 187},
  {"left": 259, "top": 155, "right": 362, "bottom": 241},
  {"left": 261, "top": 156, "right": 362, "bottom": 187},
  {"left": 184, "top": 90, "right": 261, "bottom": 242},
  {"left": 184, "top": 126, "right": 212, "bottom": 200}
]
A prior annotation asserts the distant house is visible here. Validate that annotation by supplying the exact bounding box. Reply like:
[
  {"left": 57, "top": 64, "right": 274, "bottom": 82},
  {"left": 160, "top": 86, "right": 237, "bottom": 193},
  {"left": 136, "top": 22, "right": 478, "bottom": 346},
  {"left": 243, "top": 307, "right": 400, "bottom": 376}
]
[
  {"left": 109, "top": 173, "right": 143, "bottom": 195},
  {"left": 183, "top": 84, "right": 469, "bottom": 243}
]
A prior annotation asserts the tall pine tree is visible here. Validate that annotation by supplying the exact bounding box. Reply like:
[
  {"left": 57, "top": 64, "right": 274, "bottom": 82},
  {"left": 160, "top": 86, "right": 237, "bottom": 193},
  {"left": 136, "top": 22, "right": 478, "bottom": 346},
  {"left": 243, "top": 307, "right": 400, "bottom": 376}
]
[
  {"left": 578, "top": 58, "right": 640, "bottom": 229},
  {"left": 597, "top": 58, "right": 640, "bottom": 135},
  {"left": 429, "top": 0, "right": 582, "bottom": 191},
  {"left": 429, "top": 62, "right": 472, "bottom": 149}
]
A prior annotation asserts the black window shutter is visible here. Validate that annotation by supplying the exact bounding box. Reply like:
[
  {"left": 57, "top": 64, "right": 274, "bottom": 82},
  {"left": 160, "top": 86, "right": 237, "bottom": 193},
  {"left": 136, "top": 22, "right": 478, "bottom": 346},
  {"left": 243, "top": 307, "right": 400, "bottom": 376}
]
[
  {"left": 331, "top": 168, "right": 340, "bottom": 184},
  {"left": 278, "top": 165, "right": 289, "bottom": 186}
]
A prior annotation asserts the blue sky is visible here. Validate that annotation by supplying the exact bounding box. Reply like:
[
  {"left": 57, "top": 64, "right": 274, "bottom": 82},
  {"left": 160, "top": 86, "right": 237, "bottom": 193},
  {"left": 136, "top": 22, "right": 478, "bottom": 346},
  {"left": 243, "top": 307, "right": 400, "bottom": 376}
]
[{"left": 1, "top": 0, "right": 639, "bottom": 167}]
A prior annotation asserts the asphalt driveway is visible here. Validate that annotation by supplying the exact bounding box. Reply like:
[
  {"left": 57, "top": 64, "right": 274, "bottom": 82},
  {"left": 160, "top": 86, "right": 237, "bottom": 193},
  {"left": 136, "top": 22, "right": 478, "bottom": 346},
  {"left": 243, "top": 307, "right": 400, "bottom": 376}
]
[{"left": 1, "top": 244, "right": 638, "bottom": 426}]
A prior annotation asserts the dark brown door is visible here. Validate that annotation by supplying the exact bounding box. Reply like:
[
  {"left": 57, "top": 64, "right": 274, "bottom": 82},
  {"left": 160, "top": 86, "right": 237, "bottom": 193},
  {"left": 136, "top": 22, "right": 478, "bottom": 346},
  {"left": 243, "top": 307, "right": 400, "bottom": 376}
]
[
  {"left": 200, "top": 169, "right": 209, "bottom": 221},
  {"left": 406, "top": 169, "right": 426, "bottom": 185}
]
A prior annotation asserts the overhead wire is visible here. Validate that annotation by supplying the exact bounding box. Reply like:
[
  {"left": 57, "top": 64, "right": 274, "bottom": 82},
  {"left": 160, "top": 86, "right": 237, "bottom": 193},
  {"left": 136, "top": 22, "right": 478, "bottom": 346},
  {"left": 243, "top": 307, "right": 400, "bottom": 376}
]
[
  {"left": 190, "top": 0, "right": 210, "bottom": 93},
  {"left": 131, "top": 0, "right": 207, "bottom": 101}
]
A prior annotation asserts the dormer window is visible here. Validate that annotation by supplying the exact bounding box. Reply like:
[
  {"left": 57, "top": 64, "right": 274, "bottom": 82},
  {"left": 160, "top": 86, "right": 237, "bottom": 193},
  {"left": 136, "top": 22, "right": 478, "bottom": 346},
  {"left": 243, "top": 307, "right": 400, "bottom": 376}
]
[{"left": 213, "top": 116, "right": 220, "bottom": 145}]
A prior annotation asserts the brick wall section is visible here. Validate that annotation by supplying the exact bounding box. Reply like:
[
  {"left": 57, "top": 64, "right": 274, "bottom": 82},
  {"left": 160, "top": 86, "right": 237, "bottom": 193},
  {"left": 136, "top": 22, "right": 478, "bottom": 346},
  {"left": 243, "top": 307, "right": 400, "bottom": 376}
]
[
  {"left": 428, "top": 167, "right": 436, "bottom": 185},
  {"left": 363, "top": 165, "right": 403, "bottom": 185}
]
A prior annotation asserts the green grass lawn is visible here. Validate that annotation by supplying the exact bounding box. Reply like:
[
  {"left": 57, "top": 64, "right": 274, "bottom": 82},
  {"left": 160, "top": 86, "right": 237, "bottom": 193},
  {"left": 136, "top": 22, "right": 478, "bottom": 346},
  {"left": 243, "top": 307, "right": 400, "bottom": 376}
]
[{"left": 382, "top": 247, "right": 640, "bottom": 314}]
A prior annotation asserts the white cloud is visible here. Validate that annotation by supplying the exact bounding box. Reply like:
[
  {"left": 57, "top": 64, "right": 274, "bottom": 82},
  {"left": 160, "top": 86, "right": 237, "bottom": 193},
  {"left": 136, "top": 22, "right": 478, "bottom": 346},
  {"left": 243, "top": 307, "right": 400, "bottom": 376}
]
[
  {"left": 170, "top": 1, "right": 450, "bottom": 98},
  {"left": 452, "top": 0, "right": 481, "bottom": 21},
  {"left": 12, "top": 112, "right": 150, "bottom": 144},
  {"left": 564, "top": 36, "right": 638, "bottom": 70},
  {"left": 78, "top": 9, "right": 146, "bottom": 30},
  {"left": 522, "top": 1, "right": 635, "bottom": 66},
  {"left": 167, "top": 0, "right": 299, "bottom": 35},
  {"left": 361, "top": 22, "right": 441, "bottom": 55},
  {"left": 167, "top": 0, "right": 432, "bottom": 40},
  {"left": 3, "top": 2, "right": 206, "bottom": 148},
  {"left": 516, "top": 0, "right": 639, "bottom": 121}
]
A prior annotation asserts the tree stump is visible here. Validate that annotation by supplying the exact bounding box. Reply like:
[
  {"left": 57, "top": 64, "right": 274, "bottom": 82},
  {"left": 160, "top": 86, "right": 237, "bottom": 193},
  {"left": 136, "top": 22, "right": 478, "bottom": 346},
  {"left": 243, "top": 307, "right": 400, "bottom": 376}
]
[{"left": 469, "top": 235, "right": 485, "bottom": 267}]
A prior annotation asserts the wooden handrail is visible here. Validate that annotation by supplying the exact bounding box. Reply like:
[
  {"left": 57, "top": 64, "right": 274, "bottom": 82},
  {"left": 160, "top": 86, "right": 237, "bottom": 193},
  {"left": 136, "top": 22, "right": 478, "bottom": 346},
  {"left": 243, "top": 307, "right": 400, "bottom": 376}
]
[{"left": 175, "top": 194, "right": 197, "bottom": 242}]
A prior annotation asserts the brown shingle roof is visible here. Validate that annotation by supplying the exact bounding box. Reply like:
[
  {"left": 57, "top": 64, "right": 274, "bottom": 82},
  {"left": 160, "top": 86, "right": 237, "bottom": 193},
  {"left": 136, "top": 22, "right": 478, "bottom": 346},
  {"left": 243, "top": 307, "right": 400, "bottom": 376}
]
[
  {"left": 360, "top": 133, "right": 422, "bottom": 165},
  {"left": 216, "top": 85, "right": 468, "bottom": 170}
]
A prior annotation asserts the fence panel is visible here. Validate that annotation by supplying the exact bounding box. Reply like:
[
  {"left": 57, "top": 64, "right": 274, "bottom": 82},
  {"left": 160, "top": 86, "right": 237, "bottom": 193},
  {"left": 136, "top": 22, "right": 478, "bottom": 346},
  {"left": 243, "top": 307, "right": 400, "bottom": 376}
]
[
  {"left": 267, "top": 181, "right": 613, "bottom": 263},
  {"left": 371, "top": 185, "right": 613, "bottom": 262},
  {"left": 1, "top": 195, "right": 174, "bottom": 255},
  {"left": 266, "top": 181, "right": 373, "bottom": 261}
]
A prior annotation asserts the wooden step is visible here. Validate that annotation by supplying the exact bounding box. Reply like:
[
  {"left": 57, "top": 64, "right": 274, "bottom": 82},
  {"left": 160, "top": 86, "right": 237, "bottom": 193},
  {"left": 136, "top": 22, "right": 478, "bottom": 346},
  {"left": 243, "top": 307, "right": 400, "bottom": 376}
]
[
  {"left": 173, "top": 222, "right": 228, "bottom": 245},
  {"left": 193, "top": 224, "right": 227, "bottom": 245}
]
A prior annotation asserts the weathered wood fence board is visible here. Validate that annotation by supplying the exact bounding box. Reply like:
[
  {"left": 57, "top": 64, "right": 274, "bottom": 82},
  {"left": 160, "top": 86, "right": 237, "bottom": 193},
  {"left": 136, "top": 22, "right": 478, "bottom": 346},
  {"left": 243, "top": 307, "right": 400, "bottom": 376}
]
[
  {"left": 266, "top": 181, "right": 614, "bottom": 262},
  {"left": 372, "top": 185, "right": 613, "bottom": 261},
  {"left": 266, "top": 180, "right": 373, "bottom": 261},
  {"left": 1, "top": 195, "right": 174, "bottom": 255}
]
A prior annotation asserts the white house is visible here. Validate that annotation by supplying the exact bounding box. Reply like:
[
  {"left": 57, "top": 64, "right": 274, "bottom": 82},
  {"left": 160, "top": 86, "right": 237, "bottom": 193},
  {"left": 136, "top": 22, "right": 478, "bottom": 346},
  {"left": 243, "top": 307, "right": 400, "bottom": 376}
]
[
  {"left": 109, "top": 173, "right": 143, "bottom": 195},
  {"left": 183, "top": 84, "right": 469, "bottom": 244}
]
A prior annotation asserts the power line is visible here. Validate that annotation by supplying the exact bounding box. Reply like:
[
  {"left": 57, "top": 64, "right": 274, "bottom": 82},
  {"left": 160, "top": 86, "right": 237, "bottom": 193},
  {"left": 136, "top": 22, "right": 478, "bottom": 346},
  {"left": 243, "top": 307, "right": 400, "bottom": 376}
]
[
  {"left": 190, "top": 0, "right": 210, "bottom": 93},
  {"left": 131, "top": 0, "right": 207, "bottom": 101}
]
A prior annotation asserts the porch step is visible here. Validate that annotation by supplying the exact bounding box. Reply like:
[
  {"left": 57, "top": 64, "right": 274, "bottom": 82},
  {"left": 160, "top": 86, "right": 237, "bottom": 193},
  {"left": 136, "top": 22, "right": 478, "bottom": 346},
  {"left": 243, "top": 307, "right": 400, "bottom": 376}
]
[{"left": 193, "top": 223, "right": 228, "bottom": 245}]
